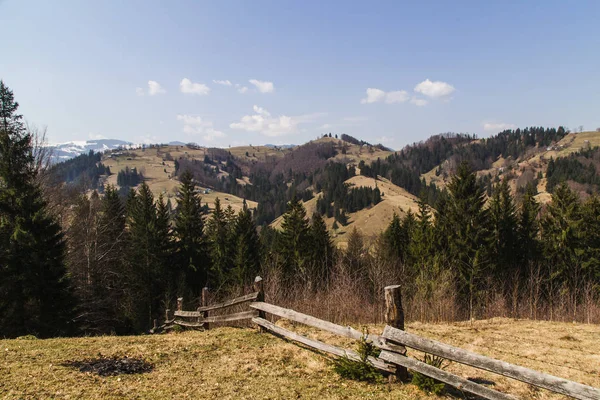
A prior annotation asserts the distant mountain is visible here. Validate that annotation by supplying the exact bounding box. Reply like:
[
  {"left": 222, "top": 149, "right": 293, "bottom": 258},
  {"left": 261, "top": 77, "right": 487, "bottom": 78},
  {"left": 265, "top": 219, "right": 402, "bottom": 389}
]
[{"left": 48, "top": 139, "right": 134, "bottom": 162}]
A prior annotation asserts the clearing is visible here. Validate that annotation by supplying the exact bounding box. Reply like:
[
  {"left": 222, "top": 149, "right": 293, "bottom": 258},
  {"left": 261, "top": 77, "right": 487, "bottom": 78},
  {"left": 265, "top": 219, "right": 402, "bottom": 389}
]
[{"left": 1, "top": 318, "right": 598, "bottom": 399}]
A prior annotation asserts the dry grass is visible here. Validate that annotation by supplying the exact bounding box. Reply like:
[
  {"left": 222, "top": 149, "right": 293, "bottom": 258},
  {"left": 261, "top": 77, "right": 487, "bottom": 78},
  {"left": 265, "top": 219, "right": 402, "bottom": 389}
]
[
  {"left": 270, "top": 175, "right": 418, "bottom": 247},
  {"left": 2, "top": 319, "right": 599, "bottom": 399}
]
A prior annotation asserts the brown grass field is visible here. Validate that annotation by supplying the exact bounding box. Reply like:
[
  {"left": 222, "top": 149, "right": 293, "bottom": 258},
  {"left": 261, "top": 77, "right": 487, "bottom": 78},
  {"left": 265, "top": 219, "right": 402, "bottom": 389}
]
[{"left": 2, "top": 318, "right": 598, "bottom": 399}]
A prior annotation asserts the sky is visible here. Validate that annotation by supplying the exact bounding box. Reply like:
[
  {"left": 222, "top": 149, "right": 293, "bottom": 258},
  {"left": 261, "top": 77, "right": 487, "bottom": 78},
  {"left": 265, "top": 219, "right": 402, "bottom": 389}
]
[{"left": 1, "top": 0, "right": 599, "bottom": 150}]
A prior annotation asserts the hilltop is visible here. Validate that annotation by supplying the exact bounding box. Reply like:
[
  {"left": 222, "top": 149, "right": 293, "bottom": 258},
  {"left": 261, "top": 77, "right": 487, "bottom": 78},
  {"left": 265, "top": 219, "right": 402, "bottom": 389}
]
[{"left": 49, "top": 128, "right": 600, "bottom": 244}]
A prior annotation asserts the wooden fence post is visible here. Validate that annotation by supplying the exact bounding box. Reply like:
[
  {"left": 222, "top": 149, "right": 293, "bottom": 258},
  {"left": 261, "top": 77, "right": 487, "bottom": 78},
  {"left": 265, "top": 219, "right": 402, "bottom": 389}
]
[
  {"left": 385, "top": 284, "right": 407, "bottom": 381},
  {"left": 254, "top": 276, "right": 265, "bottom": 331},
  {"left": 202, "top": 287, "right": 210, "bottom": 330},
  {"left": 165, "top": 308, "right": 171, "bottom": 322},
  {"left": 153, "top": 319, "right": 158, "bottom": 331},
  {"left": 177, "top": 297, "right": 183, "bottom": 312}
]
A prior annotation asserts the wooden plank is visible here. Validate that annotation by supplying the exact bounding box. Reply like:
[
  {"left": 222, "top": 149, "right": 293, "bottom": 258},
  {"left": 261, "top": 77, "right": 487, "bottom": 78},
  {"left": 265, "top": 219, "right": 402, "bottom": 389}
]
[
  {"left": 204, "top": 310, "right": 258, "bottom": 323},
  {"left": 252, "top": 317, "right": 395, "bottom": 373},
  {"left": 173, "top": 320, "right": 204, "bottom": 328},
  {"left": 382, "top": 325, "right": 600, "bottom": 400},
  {"left": 379, "top": 351, "right": 517, "bottom": 400},
  {"left": 174, "top": 311, "right": 258, "bottom": 326},
  {"left": 174, "top": 310, "right": 201, "bottom": 317},
  {"left": 250, "top": 302, "right": 405, "bottom": 354},
  {"left": 197, "top": 291, "right": 259, "bottom": 312}
]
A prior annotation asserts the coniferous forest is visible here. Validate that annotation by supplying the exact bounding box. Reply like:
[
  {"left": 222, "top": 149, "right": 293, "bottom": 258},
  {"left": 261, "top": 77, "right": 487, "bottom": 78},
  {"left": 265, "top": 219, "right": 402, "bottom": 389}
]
[{"left": 1, "top": 81, "right": 600, "bottom": 339}]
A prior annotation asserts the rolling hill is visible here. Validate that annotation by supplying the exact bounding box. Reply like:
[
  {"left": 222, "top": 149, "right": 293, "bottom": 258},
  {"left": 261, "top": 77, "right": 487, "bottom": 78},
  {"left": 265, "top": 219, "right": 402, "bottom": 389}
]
[{"left": 50, "top": 129, "right": 600, "bottom": 245}]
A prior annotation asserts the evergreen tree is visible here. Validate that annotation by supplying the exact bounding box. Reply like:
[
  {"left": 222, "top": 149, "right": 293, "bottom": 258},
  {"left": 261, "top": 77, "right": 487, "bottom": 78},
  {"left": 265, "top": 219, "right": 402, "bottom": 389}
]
[
  {"left": 125, "top": 183, "right": 168, "bottom": 332},
  {"left": 231, "top": 201, "right": 261, "bottom": 286},
  {"left": 489, "top": 179, "right": 519, "bottom": 291},
  {"left": 517, "top": 183, "right": 541, "bottom": 271},
  {"left": 174, "top": 171, "right": 207, "bottom": 296},
  {"left": 279, "top": 197, "right": 311, "bottom": 281},
  {"left": 309, "top": 212, "right": 335, "bottom": 286},
  {"left": 0, "top": 81, "right": 75, "bottom": 337},
  {"left": 540, "top": 183, "right": 583, "bottom": 319},
  {"left": 206, "top": 198, "right": 234, "bottom": 288},
  {"left": 447, "top": 161, "right": 491, "bottom": 320},
  {"left": 345, "top": 227, "right": 365, "bottom": 277}
]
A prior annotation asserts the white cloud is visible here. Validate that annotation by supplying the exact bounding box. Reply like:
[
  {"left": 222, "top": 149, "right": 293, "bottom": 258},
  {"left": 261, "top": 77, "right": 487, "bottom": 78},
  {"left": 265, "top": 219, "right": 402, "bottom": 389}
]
[
  {"left": 249, "top": 79, "right": 274, "bottom": 93},
  {"left": 361, "top": 88, "right": 410, "bottom": 104},
  {"left": 319, "top": 123, "right": 332, "bottom": 130},
  {"left": 213, "top": 79, "right": 232, "bottom": 86},
  {"left": 180, "top": 78, "right": 211, "bottom": 95},
  {"left": 414, "top": 79, "right": 455, "bottom": 98},
  {"left": 361, "top": 88, "right": 386, "bottom": 104},
  {"left": 177, "top": 114, "right": 225, "bottom": 142},
  {"left": 148, "top": 80, "right": 166, "bottom": 96},
  {"left": 230, "top": 105, "right": 323, "bottom": 137},
  {"left": 410, "top": 97, "right": 428, "bottom": 107},
  {"left": 135, "top": 87, "right": 145, "bottom": 96},
  {"left": 385, "top": 90, "right": 410, "bottom": 104},
  {"left": 483, "top": 122, "right": 517, "bottom": 132},
  {"left": 343, "top": 116, "right": 368, "bottom": 123},
  {"left": 237, "top": 85, "right": 248, "bottom": 94}
]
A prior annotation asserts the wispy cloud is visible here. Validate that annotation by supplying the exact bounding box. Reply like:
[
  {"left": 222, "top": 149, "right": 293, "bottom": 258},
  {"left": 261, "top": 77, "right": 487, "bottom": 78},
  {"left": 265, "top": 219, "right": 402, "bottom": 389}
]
[
  {"left": 483, "top": 122, "right": 516, "bottom": 132},
  {"left": 177, "top": 114, "right": 225, "bottom": 142},
  {"left": 180, "top": 78, "right": 210, "bottom": 95},
  {"left": 213, "top": 79, "right": 232, "bottom": 86},
  {"left": 361, "top": 88, "right": 410, "bottom": 104},
  {"left": 136, "top": 80, "right": 165, "bottom": 96},
  {"left": 249, "top": 79, "right": 275, "bottom": 93},
  {"left": 230, "top": 105, "right": 324, "bottom": 137}
]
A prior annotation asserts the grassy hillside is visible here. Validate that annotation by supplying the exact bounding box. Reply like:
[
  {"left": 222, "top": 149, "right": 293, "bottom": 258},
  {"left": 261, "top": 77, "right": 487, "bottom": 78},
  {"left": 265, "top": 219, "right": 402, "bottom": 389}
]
[
  {"left": 270, "top": 175, "right": 419, "bottom": 246},
  {"left": 2, "top": 319, "right": 598, "bottom": 399},
  {"left": 421, "top": 131, "right": 600, "bottom": 204}
]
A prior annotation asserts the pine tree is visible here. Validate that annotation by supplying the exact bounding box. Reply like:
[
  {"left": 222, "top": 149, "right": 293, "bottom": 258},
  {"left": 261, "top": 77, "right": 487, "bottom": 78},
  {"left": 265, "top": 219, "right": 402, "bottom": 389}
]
[
  {"left": 206, "top": 198, "right": 233, "bottom": 288},
  {"left": 540, "top": 183, "right": 583, "bottom": 320},
  {"left": 309, "top": 212, "right": 335, "bottom": 287},
  {"left": 174, "top": 171, "right": 207, "bottom": 296},
  {"left": 345, "top": 227, "right": 365, "bottom": 277},
  {"left": 279, "top": 197, "right": 311, "bottom": 281},
  {"left": 489, "top": 179, "right": 519, "bottom": 292},
  {"left": 447, "top": 161, "right": 491, "bottom": 320},
  {"left": 126, "top": 183, "right": 168, "bottom": 332},
  {"left": 231, "top": 201, "right": 261, "bottom": 286},
  {"left": 0, "top": 81, "right": 75, "bottom": 337},
  {"left": 517, "top": 183, "right": 541, "bottom": 271}
]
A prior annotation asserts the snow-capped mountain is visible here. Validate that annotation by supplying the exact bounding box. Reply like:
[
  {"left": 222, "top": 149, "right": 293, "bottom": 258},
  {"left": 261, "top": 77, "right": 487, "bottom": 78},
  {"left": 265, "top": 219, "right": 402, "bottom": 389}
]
[{"left": 48, "top": 139, "right": 134, "bottom": 162}]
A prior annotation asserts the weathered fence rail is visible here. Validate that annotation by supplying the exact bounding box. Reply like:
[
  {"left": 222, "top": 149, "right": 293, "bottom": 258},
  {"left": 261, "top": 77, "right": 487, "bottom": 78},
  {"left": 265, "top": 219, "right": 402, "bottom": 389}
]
[
  {"left": 158, "top": 277, "right": 264, "bottom": 331},
  {"left": 156, "top": 277, "right": 600, "bottom": 400}
]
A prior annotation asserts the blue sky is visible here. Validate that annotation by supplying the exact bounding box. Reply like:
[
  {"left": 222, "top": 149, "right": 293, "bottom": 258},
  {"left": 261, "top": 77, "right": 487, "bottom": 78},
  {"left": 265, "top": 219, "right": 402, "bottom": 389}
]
[{"left": 1, "top": 1, "right": 599, "bottom": 149}]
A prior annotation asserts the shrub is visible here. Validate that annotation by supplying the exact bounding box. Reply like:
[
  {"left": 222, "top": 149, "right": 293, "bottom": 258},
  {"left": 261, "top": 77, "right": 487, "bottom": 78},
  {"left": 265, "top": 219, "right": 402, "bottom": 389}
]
[
  {"left": 332, "top": 330, "right": 383, "bottom": 383},
  {"left": 411, "top": 354, "right": 448, "bottom": 395}
]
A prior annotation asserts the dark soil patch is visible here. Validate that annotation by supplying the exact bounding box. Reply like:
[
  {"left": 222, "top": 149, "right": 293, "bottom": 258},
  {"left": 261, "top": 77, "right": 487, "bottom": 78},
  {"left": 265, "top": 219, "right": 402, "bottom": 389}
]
[{"left": 62, "top": 356, "right": 153, "bottom": 376}]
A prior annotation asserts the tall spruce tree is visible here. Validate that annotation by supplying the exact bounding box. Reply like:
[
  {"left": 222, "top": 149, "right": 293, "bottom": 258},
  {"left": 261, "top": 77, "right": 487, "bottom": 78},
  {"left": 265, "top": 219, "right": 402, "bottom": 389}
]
[
  {"left": 309, "top": 212, "right": 335, "bottom": 287},
  {"left": 279, "top": 197, "right": 311, "bottom": 281},
  {"left": 489, "top": 178, "right": 519, "bottom": 292},
  {"left": 126, "top": 183, "right": 169, "bottom": 332},
  {"left": 540, "top": 183, "right": 583, "bottom": 320},
  {"left": 0, "top": 81, "right": 75, "bottom": 338},
  {"left": 447, "top": 161, "right": 491, "bottom": 320},
  {"left": 231, "top": 201, "right": 261, "bottom": 286},
  {"left": 174, "top": 171, "right": 207, "bottom": 296},
  {"left": 206, "top": 198, "right": 234, "bottom": 288}
]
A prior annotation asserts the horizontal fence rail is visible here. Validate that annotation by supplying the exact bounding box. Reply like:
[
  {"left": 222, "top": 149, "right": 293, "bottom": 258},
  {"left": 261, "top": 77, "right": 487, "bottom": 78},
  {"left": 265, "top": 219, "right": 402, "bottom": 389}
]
[
  {"left": 378, "top": 350, "right": 517, "bottom": 400},
  {"left": 382, "top": 325, "right": 600, "bottom": 400},
  {"left": 249, "top": 302, "right": 406, "bottom": 354},
  {"left": 252, "top": 317, "right": 395, "bottom": 373}
]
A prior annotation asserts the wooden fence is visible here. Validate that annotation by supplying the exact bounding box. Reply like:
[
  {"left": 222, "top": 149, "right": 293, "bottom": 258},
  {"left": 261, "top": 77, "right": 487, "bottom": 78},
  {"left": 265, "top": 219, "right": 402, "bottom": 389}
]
[{"left": 156, "top": 278, "right": 600, "bottom": 400}]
